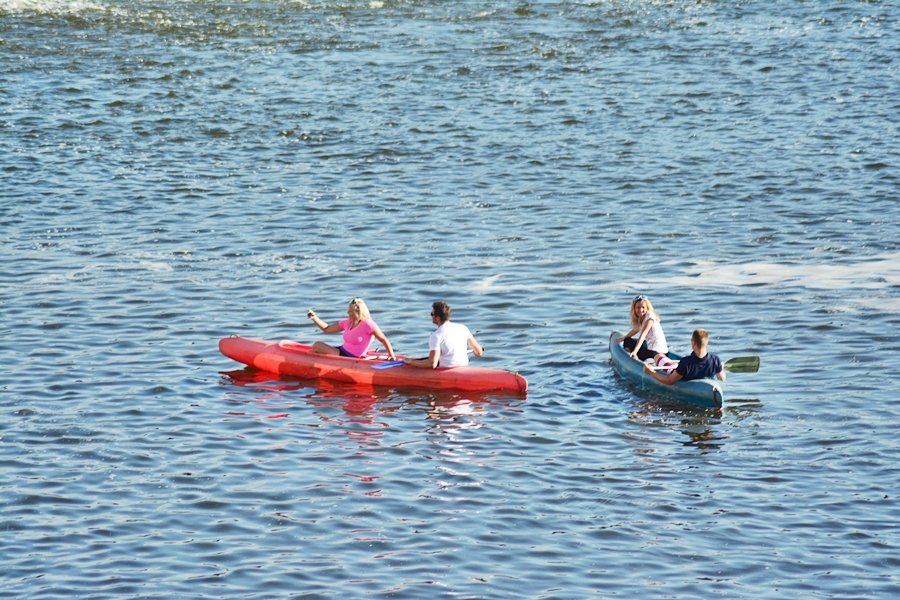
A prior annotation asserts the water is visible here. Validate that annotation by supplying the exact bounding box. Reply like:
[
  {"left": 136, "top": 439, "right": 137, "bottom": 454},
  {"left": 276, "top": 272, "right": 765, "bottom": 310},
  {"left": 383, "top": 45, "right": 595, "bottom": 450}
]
[{"left": 2, "top": 1, "right": 898, "bottom": 597}]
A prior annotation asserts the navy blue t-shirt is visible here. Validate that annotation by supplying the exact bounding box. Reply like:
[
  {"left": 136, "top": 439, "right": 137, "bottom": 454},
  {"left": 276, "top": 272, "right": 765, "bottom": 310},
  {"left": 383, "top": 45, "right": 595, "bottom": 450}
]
[{"left": 676, "top": 352, "right": 723, "bottom": 381}]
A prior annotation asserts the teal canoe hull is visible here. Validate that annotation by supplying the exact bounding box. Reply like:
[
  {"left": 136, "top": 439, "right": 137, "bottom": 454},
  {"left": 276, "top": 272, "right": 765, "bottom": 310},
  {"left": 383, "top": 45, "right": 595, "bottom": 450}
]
[{"left": 608, "top": 330, "right": 724, "bottom": 409}]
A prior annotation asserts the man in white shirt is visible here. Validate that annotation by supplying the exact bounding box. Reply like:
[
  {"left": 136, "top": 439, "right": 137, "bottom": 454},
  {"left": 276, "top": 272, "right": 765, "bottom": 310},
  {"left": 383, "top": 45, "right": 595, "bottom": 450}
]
[{"left": 405, "top": 301, "right": 484, "bottom": 368}]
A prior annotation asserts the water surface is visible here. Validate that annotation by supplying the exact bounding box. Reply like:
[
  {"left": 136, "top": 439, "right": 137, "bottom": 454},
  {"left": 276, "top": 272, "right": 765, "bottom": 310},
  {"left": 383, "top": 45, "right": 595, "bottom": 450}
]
[{"left": 2, "top": 1, "right": 898, "bottom": 597}]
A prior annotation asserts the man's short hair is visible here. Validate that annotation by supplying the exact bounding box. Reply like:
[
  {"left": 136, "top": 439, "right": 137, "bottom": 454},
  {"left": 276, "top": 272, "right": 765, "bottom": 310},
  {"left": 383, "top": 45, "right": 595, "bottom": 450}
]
[
  {"left": 432, "top": 301, "right": 451, "bottom": 322},
  {"left": 692, "top": 328, "right": 709, "bottom": 347}
]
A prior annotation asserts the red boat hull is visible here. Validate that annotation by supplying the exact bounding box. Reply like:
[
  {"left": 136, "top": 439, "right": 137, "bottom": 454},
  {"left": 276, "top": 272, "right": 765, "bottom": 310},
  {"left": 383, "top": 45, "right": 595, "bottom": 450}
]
[{"left": 219, "top": 337, "right": 528, "bottom": 394}]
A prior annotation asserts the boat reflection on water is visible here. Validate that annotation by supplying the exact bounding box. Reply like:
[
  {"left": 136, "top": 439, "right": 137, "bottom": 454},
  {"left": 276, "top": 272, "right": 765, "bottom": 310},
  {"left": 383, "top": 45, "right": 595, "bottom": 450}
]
[
  {"left": 626, "top": 395, "right": 762, "bottom": 452},
  {"left": 219, "top": 367, "right": 524, "bottom": 441}
]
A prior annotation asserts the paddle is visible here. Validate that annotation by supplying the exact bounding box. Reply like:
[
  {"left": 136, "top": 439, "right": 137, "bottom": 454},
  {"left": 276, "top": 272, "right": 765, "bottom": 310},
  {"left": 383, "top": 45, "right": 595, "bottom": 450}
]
[
  {"left": 372, "top": 360, "right": 406, "bottom": 370},
  {"left": 648, "top": 355, "right": 760, "bottom": 373},
  {"left": 724, "top": 356, "right": 760, "bottom": 373}
]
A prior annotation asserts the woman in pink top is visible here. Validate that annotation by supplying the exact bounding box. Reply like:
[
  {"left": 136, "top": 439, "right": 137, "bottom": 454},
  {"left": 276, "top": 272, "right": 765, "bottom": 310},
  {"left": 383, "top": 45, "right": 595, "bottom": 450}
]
[{"left": 307, "top": 298, "right": 396, "bottom": 359}]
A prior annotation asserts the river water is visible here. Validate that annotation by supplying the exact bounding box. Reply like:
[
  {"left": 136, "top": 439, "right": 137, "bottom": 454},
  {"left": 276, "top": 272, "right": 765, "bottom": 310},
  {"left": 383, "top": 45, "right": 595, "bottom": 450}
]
[{"left": 2, "top": 1, "right": 898, "bottom": 598}]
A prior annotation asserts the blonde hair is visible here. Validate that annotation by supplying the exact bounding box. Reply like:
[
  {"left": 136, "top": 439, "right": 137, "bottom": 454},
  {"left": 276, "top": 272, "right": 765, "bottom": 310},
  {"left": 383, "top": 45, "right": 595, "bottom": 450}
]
[
  {"left": 630, "top": 295, "right": 659, "bottom": 328},
  {"left": 348, "top": 297, "right": 372, "bottom": 324}
]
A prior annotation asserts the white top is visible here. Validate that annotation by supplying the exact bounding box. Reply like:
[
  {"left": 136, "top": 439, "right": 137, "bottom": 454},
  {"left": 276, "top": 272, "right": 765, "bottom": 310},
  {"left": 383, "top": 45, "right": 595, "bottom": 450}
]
[
  {"left": 429, "top": 321, "right": 473, "bottom": 367},
  {"left": 643, "top": 312, "right": 668, "bottom": 354}
]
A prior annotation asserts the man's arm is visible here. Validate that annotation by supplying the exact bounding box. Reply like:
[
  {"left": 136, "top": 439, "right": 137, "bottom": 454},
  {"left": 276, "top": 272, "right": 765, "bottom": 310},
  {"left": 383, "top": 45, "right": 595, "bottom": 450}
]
[
  {"left": 467, "top": 336, "right": 484, "bottom": 357},
  {"left": 643, "top": 363, "right": 683, "bottom": 385},
  {"left": 404, "top": 350, "right": 440, "bottom": 369}
]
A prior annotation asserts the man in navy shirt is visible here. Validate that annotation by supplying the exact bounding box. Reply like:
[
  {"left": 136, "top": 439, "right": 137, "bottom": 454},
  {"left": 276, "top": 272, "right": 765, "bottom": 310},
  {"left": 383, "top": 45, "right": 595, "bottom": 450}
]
[{"left": 644, "top": 329, "right": 726, "bottom": 384}]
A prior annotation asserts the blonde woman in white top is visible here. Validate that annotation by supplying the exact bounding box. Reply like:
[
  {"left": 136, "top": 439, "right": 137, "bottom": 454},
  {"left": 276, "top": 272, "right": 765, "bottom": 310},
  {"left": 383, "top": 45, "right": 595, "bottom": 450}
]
[{"left": 615, "top": 295, "right": 669, "bottom": 361}]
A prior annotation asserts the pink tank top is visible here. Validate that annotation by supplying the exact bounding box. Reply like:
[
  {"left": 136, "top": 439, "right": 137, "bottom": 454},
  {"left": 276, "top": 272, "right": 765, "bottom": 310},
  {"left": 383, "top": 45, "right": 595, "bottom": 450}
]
[{"left": 339, "top": 318, "right": 378, "bottom": 357}]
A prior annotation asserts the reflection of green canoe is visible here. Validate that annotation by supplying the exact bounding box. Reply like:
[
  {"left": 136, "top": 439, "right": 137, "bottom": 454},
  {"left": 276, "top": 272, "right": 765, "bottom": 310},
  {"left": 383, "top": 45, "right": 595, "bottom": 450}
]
[{"left": 608, "top": 330, "right": 724, "bottom": 409}]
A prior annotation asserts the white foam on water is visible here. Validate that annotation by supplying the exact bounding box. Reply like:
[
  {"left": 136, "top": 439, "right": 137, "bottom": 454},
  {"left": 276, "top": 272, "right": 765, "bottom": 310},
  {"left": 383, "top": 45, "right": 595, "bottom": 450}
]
[
  {"left": 471, "top": 273, "right": 506, "bottom": 292},
  {"left": 665, "top": 252, "right": 900, "bottom": 291},
  {"left": 665, "top": 253, "right": 900, "bottom": 314},
  {"left": 469, "top": 252, "right": 900, "bottom": 312},
  {"left": 0, "top": 0, "right": 109, "bottom": 14}
]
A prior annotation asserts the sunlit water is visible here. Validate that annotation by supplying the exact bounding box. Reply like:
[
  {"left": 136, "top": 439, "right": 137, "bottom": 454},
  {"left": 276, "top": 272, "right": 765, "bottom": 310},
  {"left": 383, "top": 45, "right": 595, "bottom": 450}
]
[{"left": 2, "top": 1, "right": 898, "bottom": 597}]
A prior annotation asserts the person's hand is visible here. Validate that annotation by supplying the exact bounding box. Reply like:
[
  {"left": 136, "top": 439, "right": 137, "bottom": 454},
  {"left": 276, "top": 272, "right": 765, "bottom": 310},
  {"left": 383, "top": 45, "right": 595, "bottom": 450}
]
[
  {"left": 629, "top": 351, "right": 638, "bottom": 359},
  {"left": 307, "top": 309, "right": 316, "bottom": 320}
]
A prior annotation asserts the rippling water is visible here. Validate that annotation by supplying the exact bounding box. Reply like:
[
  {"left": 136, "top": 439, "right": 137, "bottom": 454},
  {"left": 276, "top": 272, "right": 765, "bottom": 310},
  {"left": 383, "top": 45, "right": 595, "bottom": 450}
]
[{"left": 2, "top": 1, "right": 898, "bottom": 597}]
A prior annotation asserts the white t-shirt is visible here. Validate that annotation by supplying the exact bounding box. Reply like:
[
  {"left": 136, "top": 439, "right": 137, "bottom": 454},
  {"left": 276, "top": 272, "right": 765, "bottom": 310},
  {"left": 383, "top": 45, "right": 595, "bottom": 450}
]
[
  {"left": 643, "top": 312, "right": 668, "bottom": 354},
  {"left": 429, "top": 321, "right": 473, "bottom": 367}
]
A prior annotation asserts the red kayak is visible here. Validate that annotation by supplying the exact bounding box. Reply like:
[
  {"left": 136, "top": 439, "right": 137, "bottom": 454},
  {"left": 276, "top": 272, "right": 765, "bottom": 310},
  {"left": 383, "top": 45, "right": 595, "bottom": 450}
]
[{"left": 219, "top": 337, "right": 528, "bottom": 394}]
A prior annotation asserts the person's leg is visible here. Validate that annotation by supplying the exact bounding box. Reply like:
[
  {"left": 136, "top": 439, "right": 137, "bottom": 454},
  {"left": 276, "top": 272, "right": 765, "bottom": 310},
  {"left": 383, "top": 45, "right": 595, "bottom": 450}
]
[
  {"left": 635, "top": 344, "right": 656, "bottom": 361},
  {"left": 623, "top": 337, "right": 655, "bottom": 360},
  {"left": 311, "top": 341, "right": 341, "bottom": 355}
]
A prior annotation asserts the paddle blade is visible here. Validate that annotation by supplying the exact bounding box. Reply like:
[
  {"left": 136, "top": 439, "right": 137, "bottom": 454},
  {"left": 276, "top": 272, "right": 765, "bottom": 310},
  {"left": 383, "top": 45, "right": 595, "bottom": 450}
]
[
  {"left": 372, "top": 360, "right": 405, "bottom": 370},
  {"left": 725, "top": 356, "right": 760, "bottom": 373}
]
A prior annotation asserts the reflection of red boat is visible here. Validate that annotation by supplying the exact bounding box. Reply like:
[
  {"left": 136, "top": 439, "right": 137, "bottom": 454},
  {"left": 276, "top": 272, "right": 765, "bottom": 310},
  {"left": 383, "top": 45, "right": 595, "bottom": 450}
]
[{"left": 219, "top": 337, "right": 528, "bottom": 394}]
